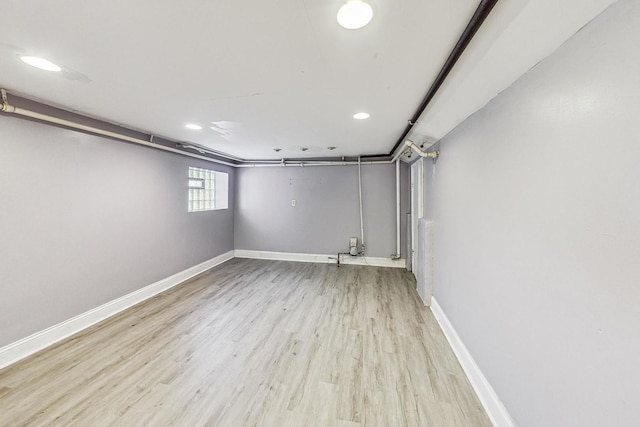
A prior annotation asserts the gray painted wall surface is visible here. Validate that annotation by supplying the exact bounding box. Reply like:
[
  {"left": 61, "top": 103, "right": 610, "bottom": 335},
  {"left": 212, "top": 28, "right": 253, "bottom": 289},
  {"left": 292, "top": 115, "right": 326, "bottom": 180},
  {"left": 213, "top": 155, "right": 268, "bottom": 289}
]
[
  {"left": 425, "top": 2, "right": 640, "bottom": 425},
  {"left": 0, "top": 116, "right": 235, "bottom": 347},
  {"left": 234, "top": 164, "right": 409, "bottom": 259}
]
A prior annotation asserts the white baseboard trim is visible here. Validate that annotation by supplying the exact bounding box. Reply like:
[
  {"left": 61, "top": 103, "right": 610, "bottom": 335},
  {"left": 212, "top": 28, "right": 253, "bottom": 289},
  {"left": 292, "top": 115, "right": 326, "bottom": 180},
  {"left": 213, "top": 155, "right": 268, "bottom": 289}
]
[
  {"left": 234, "top": 249, "right": 406, "bottom": 269},
  {"left": 430, "top": 298, "right": 516, "bottom": 427},
  {"left": 0, "top": 250, "right": 234, "bottom": 371}
]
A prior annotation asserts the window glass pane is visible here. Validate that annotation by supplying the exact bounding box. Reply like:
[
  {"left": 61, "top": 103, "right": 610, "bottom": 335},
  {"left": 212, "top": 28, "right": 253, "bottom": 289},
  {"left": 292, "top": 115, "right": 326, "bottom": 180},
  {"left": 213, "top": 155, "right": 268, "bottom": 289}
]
[
  {"left": 188, "top": 167, "right": 227, "bottom": 212},
  {"left": 188, "top": 179, "right": 204, "bottom": 189}
]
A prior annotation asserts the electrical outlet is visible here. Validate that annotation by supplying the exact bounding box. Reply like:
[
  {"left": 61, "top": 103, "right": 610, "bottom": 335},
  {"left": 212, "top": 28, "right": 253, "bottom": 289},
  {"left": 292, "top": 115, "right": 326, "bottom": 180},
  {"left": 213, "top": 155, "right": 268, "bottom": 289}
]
[{"left": 291, "top": 199, "right": 296, "bottom": 207}]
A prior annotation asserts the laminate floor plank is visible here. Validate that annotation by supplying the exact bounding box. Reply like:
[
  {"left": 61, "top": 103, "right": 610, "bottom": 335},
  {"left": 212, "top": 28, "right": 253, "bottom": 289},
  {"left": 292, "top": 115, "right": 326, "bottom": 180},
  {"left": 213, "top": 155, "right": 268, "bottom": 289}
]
[{"left": 0, "top": 258, "right": 491, "bottom": 426}]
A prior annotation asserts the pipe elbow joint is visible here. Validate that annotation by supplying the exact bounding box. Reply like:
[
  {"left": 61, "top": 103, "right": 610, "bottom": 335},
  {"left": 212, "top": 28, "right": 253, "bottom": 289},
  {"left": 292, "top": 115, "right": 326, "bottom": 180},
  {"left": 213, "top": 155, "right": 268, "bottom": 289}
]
[
  {"left": 405, "top": 140, "right": 439, "bottom": 159},
  {"left": 0, "top": 89, "right": 14, "bottom": 112}
]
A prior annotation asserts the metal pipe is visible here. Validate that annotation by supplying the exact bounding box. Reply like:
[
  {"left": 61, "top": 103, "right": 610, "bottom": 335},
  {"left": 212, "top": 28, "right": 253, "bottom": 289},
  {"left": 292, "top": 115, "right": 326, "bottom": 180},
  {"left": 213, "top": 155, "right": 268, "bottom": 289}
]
[
  {"left": 391, "top": 159, "right": 402, "bottom": 259},
  {"left": 1, "top": 89, "right": 15, "bottom": 113},
  {"left": 0, "top": 89, "right": 395, "bottom": 169},
  {"left": 235, "top": 160, "right": 391, "bottom": 168},
  {"left": 388, "top": 0, "right": 499, "bottom": 155},
  {"left": 358, "top": 157, "right": 365, "bottom": 255},
  {"left": 0, "top": 91, "right": 237, "bottom": 167},
  {"left": 391, "top": 145, "right": 411, "bottom": 163},
  {"left": 178, "top": 143, "right": 244, "bottom": 162},
  {"left": 336, "top": 251, "right": 351, "bottom": 267},
  {"left": 405, "top": 140, "right": 439, "bottom": 159}
]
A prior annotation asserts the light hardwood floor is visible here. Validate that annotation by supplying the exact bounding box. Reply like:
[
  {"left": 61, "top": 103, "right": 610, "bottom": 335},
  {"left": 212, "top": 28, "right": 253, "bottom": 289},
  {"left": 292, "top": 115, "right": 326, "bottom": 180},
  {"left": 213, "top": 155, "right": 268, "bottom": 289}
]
[{"left": 0, "top": 259, "right": 491, "bottom": 426}]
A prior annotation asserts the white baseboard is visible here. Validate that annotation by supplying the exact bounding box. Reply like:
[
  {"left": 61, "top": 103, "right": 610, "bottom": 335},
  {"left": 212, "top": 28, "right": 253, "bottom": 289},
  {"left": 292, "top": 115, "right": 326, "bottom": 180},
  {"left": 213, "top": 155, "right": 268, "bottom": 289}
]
[
  {"left": 0, "top": 250, "right": 234, "bottom": 371},
  {"left": 234, "top": 249, "right": 406, "bottom": 269},
  {"left": 430, "top": 298, "right": 516, "bottom": 427}
]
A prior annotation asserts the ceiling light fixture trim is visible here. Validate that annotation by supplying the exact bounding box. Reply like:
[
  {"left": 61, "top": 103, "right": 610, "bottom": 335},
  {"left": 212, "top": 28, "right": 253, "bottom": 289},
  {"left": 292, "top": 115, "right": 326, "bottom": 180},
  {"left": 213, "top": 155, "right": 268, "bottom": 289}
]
[{"left": 337, "top": 0, "right": 373, "bottom": 29}]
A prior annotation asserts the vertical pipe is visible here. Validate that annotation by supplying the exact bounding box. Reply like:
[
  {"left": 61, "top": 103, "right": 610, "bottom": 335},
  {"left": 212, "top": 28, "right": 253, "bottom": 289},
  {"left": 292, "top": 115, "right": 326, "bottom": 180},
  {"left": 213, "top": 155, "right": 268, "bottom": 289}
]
[
  {"left": 395, "top": 159, "right": 401, "bottom": 257},
  {"left": 358, "top": 157, "right": 365, "bottom": 254}
]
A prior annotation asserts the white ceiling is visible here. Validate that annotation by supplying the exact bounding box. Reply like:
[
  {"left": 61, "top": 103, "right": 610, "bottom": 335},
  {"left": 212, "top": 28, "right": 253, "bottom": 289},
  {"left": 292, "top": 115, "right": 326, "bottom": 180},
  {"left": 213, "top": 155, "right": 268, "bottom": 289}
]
[{"left": 0, "top": 0, "right": 616, "bottom": 161}]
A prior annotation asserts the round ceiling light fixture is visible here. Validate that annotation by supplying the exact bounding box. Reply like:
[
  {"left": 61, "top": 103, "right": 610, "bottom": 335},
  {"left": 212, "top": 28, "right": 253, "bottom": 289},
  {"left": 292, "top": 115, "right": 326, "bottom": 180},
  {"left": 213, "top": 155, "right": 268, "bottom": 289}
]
[
  {"left": 337, "top": 0, "right": 373, "bottom": 30},
  {"left": 20, "top": 56, "right": 61, "bottom": 72},
  {"left": 185, "top": 123, "right": 202, "bottom": 130},
  {"left": 353, "top": 112, "right": 370, "bottom": 120}
]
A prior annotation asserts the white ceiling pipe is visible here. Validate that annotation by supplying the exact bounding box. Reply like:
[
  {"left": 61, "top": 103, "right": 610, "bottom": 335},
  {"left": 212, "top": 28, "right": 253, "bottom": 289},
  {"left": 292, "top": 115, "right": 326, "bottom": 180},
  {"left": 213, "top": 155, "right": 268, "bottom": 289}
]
[
  {"left": 405, "top": 139, "right": 439, "bottom": 158},
  {"left": 0, "top": 90, "right": 237, "bottom": 167},
  {"left": 235, "top": 160, "right": 392, "bottom": 167},
  {"left": 1, "top": 89, "right": 395, "bottom": 169},
  {"left": 178, "top": 143, "right": 244, "bottom": 162}
]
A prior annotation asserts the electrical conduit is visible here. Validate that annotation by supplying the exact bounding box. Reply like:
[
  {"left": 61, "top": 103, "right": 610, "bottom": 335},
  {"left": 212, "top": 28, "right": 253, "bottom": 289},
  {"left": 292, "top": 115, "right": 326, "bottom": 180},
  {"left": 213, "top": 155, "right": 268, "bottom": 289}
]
[{"left": 358, "top": 157, "right": 365, "bottom": 255}]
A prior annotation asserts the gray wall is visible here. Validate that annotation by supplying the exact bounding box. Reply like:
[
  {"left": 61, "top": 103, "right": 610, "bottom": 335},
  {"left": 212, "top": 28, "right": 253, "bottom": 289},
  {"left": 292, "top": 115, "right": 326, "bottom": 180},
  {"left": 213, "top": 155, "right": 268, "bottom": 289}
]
[
  {"left": 235, "top": 163, "right": 409, "bottom": 259},
  {"left": 0, "top": 116, "right": 235, "bottom": 348},
  {"left": 425, "top": 1, "right": 640, "bottom": 425}
]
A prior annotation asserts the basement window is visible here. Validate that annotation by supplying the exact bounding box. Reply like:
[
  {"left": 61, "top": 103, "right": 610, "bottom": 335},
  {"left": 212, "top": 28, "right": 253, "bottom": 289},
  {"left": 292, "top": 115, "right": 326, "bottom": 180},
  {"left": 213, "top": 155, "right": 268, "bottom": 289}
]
[{"left": 188, "top": 167, "right": 228, "bottom": 212}]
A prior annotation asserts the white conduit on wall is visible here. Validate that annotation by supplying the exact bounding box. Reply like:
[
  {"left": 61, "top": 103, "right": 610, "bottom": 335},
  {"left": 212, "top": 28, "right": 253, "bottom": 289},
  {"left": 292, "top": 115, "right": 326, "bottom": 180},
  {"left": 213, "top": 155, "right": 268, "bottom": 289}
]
[
  {"left": 393, "top": 159, "right": 401, "bottom": 259},
  {"left": 358, "top": 157, "right": 365, "bottom": 255}
]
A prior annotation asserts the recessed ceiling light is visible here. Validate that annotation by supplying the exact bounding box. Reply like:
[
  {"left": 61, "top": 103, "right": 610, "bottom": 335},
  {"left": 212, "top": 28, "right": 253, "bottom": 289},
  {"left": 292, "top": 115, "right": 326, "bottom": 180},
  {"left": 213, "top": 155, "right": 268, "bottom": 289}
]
[
  {"left": 185, "top": 124, "right": 202, "bottom": 130},
  {"left": 353, "top": 112, "right": 370, "bottom": 120},
  {"left": 301, "top": 147, "right": 309, "bottom": 151},
  {"left": 337, "top": 0, "right": 373, "bottom": 30},
  {"left": 327, "top": 146, "right": 337, "bottom": 150},
  {"left": 274, "top": 148, "right": 282, "bottom": 152},
  {"left": 20, "top": 56, "right": 61, "bottom": 72}
]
